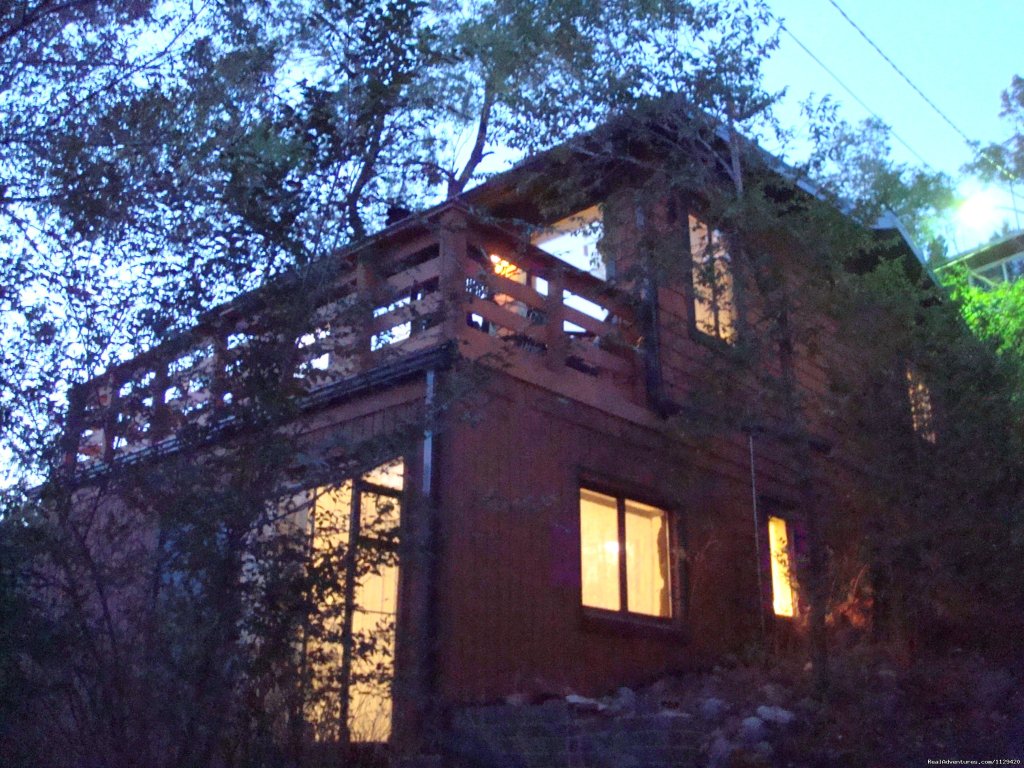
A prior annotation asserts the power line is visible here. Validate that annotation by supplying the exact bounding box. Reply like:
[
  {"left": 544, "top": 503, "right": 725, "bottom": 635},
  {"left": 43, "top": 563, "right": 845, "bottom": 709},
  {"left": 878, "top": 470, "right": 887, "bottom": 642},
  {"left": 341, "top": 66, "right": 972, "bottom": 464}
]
[
  {"left": 779, "top": 23, "right": 934, "bottom": 170},
  {"left": 823, "top": 0, "right": 1018, "bottom": 183}
]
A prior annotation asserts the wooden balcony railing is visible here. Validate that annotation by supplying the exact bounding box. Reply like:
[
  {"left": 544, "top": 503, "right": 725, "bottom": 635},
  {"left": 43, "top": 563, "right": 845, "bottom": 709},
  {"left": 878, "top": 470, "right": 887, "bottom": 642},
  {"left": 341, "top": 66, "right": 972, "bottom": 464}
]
[{"left": 63, "top": 207, "right": 647, "bottom": 471}]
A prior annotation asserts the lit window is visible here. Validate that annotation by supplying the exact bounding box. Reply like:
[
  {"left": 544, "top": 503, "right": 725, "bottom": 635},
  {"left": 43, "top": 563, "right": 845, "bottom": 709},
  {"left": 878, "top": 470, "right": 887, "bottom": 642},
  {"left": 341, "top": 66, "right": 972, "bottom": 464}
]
[
  {"left": 490, "top": 253, "right": 525, "bottom": 282},
  {"left": 689, "top": 215, "right": 736, "bottom": 343},
  {"left": 768, "top": 515, "right": 798, "bottom": 618},
  {"left": 905, "top": 366, "right": 937, "bottom": 444},
  {"left": 579, "top": 489, "right": 672, "bottom": 618},
  {"left": 305, "top": 459, "right": 403, "bottom": 743},
  {"left": 532, "top": 206, "right": 605, "bottom": 279}
]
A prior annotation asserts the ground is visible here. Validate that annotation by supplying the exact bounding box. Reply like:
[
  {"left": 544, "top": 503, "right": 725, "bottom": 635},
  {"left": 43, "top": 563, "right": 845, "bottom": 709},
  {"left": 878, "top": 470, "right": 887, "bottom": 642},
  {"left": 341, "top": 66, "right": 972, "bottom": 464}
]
[{"left": 436, "top": 644, "right": 1024, "bottom": 768}]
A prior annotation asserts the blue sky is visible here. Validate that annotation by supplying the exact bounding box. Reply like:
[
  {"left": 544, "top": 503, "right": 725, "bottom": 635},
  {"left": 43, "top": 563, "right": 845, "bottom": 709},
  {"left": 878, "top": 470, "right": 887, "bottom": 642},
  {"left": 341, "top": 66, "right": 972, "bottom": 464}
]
[{"left": 761, "top": 0, "right": 1023, "bottom": 251}]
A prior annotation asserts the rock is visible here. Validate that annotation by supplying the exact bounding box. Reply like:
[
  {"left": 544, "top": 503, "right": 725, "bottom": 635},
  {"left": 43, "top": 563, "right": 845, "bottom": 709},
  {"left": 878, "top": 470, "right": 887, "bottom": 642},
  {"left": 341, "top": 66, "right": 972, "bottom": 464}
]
[
  {"left": 656, "top": 708, "right": 692, "bottom": 719},
  {"left": 701, "top": 697, "right": 728, "bottom": 720},
  {"left": 596, "top": 751, "right": 640, "bottom": 768},
  {"left": 760, "top": 683, "right": 786, "bottom": 704},
  {"left": 739, "top": 716, "right": 766, "bottom": 744},
  {"left": 796, "top": 696, "right": 820, "bottom": 714},
  {"left": 727, "top": 747, "right": 771, "bottom": 767},
  {"left": 971, "top": 667, "right": 1014, "bottom": 708},
  {"left": 503, "top": 692, "right": 529, "bottom": 706},
  {"left": 607, "top": 686, "right": 637, "bottom": 714},
  {"left": 565, "top": 694, "right": 606, "bottom": 712},
  {"left": 707, "top": 732, "right": 734, "bottom": 768},
  {"left": 755, "top": 705, "right": 795, "bottom": 725}
]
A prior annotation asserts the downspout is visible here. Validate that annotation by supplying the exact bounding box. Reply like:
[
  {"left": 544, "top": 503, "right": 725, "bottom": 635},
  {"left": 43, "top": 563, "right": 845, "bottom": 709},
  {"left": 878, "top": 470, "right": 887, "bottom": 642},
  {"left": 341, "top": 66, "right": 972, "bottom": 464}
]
[
  {"left": 749, "top": 432, "right": 766, "bottom": 639},
  {"left": 422, "top": 369, "right": 435, "bottom": 496},
  {"left": 420, "top": 368, "right": 441, "bottom": 749},
  {"left": 641, "top": 270, "right": 667, "bottom": 415}
]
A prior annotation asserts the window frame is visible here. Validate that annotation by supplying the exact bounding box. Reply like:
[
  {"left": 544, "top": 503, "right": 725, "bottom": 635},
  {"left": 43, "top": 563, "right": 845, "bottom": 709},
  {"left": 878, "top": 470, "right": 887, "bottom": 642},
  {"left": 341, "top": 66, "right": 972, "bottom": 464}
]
[
  {"left": 577, "top": 484, "right": 682, "bottom": 631},
  {"left": 758, "top": 503, "right": 802, "bottom": 623},
  {"left": 684, "top": 214, "right": 738, "bottom": 346},
  {"left": 905, "top": 363, "right": 938, "bottom": 444},
  {"left": 303, "top": 458, "right": 406, "bottom": 745}
]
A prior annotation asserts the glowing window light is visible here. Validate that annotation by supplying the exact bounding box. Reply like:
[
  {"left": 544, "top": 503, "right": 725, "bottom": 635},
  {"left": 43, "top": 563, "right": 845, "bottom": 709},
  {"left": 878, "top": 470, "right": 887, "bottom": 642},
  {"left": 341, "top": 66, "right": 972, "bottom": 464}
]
[
  {"left": 689, "top": 215, "right": 737, "bottom": 343},
  {"left": 489, "top": 254, "right": 523, "bottom": 281},
  {"left": 768, "top": 516, "right": 797, "bottom": 618},
  {"left": 905, "top": 366, "right": 937, "bottom": 444},
  {"left": 580, "top": 489, "right": 672, "bottom": 618},
  {"left": 580, "top": 489, "right": 621, "bottom": 611}
]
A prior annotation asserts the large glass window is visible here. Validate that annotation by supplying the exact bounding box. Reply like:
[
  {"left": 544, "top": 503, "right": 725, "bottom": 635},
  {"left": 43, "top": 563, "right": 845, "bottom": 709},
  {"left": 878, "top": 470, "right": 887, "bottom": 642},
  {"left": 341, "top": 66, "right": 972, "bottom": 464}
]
[
  {"left": 579, "top": 489, "right": 672, "bottom": 619},
  {"left": 305, "top": 459, "right": 403, "bottom": 744},
  {"left": 689, "top": 215, "right": 736, "bottom": 343}
]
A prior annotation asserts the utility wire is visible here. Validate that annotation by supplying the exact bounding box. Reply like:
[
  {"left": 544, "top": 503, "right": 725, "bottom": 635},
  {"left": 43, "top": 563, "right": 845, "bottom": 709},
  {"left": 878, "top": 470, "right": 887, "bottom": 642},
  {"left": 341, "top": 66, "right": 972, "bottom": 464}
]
[
  {"left": 779, "top": 23, "right": 934, "bottom": 170},
  {"left": 824, "top": 0, "right": 1019, "bottom": 183}
]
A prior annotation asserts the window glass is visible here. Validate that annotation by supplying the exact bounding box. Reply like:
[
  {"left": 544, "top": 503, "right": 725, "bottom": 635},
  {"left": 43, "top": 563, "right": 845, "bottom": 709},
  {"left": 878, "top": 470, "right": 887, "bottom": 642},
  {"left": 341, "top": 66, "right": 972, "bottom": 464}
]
[
  {"left": 768, "top": 515, "right": 797, "bottom": 618},
  {"left": 363, "top": 459, "right": 404, "bottom": 491},
  {"left": 905, "top": 366, "right": 937, "bottom": 444},
  {"left": 579, "top": 489, "right": 621, "bottom": 611},
  {"left": 1006, "top": 254, "right": 1024, "bottom": 282},
  {"left": 305, "top": 459, "right": 403, "bottom": 744},
  {"left": 533, "top": 206, "right": 605, "bottom": 279},
  {"left": 580, "top": 489, "right": 673, "bottom": 619},
  {"left": 689, "top": 215, "right": 736, "bottom": 343},
  {"left": 624, "top": 500, "right": 672, "bottom": 617},
  {"left": 977, "top": 264, "right": 1005, "bottom": 284}
]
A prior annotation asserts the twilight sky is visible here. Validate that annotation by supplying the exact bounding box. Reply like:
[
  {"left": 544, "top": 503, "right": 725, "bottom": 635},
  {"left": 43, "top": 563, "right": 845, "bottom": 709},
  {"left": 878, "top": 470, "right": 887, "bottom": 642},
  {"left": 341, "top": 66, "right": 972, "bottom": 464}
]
[{"left": 761, "top": 0, "right": 1023, "bottom": 251}]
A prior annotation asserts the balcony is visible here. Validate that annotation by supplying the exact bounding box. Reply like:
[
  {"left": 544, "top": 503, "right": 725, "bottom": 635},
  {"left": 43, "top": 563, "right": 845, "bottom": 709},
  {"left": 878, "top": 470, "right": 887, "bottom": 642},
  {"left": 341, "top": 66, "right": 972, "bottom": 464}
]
[{"left": 63, "top": 204, "right": 651, "bottom": 472}]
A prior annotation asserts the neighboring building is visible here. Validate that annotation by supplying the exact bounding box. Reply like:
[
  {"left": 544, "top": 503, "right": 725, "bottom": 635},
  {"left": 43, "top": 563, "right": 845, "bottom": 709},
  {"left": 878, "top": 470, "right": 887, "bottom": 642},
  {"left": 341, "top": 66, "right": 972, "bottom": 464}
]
[
  {"left": 60, "top": 114, "right": 924, "bottom": 757},
  {"left": 946, "top": 229, "right": 1024, "bottom": 286}
]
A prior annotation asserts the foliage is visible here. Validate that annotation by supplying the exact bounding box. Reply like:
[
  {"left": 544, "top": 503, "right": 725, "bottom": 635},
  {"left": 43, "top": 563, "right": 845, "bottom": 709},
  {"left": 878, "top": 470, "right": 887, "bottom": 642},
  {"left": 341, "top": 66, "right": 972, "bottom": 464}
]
[
  {"left": 949, "top": 268, "right": 1024, "bottom": 374},
  {"left": 966, "top": 73, "right": 1024, "bottom": 184},
  {"left": 3, "top": 1, "right": 1022, "bottom": 765},
  {"left": 801, "top": 104, "right": 954, "bottom": 255},
  {"left": 0, "top": 1, "right": 788, "bottom": 764}
]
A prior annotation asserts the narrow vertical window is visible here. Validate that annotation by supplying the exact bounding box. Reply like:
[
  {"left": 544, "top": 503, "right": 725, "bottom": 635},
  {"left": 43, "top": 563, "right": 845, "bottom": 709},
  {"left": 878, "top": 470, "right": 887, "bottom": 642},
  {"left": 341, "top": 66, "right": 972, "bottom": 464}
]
[
  {"left": 905, "top": 366, "right": 937, "bottom": 444},
  {"left": 579, "top": 489, "right": 672, "bottom": 619},
  {"left": 768, "top": 515, "right": 798, "bottom": 618},
  {"left": 689, "top": 215, "right": 736, "bottom": 343}
]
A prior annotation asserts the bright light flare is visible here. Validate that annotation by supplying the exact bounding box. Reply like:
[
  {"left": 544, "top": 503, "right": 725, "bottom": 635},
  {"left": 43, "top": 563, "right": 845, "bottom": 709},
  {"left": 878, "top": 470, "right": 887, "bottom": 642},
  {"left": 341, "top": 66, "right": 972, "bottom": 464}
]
[{"left": 954, "top": 182, "right": 1020, "bottom": 247}]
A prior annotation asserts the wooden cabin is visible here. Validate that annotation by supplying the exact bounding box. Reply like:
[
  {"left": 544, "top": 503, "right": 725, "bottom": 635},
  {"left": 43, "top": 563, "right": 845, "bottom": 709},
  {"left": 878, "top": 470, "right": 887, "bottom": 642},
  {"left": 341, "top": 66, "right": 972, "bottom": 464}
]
[{"left": 60, "top": 124, "right": 922, "bottom": 757}]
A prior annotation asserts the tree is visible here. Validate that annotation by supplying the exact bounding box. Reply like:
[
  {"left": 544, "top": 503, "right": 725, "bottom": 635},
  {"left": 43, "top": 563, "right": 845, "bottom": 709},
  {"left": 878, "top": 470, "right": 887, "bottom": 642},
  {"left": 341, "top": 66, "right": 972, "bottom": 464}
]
[
  {"left": 8, "top": 1, "right": 1023, "bottom": 764},
  {"left": 1, "top": 2, "right": 792, "bottom": 765},
  {"left": 967, "top": 73, "right": 1024, "bottom": 186}
]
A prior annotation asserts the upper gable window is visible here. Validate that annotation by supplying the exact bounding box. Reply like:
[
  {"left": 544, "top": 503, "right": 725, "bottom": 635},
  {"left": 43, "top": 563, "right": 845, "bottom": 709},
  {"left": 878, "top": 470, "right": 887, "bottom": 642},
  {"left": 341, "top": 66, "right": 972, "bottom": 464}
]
[
  {"left": 532, "top": 206, "right": 605, "bottom": 280},
  {"left": 905, "top": 365, "right": 937, "bottom": 444},
  {"left": 689, "top": 215, "right": 736, "bottom": 343}
]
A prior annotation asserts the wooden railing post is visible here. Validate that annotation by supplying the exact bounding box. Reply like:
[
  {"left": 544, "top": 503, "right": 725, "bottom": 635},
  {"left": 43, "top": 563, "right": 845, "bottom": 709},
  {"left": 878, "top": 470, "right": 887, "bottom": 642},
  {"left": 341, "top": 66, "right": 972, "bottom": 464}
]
[
  {"left": 150, "top": 359, "right": 171, "bottom": 440},
  {"left": 438, "top": 210, "right": 468, "bottom": 340},
  {"left": 101, "top": 371, "right": 121, "bottom": 463},
  {"left": 356, "top": 253, "right": 380, "bottom": 368},
  {"left": 545, "top": 267, "right": 567, "bottom": 369},
  {"left": 62, "top": 385, "right": 86, "bottom": 475},
  {"left": 210, "top": 331, "right": 230, "bottom": 414}
]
